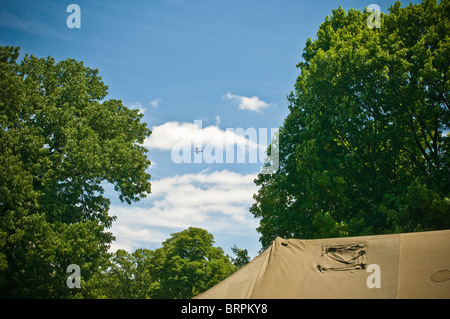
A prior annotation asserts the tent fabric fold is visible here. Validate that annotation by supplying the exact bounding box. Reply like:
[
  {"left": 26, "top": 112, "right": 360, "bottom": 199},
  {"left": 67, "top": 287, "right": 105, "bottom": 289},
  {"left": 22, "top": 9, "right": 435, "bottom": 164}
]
[{"left": 194, "top": 229, "right": 450, "bottom": 299}]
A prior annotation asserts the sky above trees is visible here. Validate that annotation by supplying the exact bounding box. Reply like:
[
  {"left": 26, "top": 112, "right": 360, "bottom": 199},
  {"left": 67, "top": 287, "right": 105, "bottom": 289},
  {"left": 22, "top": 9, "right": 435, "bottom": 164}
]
[{"left": 0, "top": 0, "right": 422, "bottom": 258}]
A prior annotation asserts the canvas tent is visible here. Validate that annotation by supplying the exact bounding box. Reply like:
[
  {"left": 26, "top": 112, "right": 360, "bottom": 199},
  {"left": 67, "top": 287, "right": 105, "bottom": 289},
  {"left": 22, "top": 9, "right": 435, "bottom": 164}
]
[{"left": 195, "top": 229, "right": 450, "bottom": 299}]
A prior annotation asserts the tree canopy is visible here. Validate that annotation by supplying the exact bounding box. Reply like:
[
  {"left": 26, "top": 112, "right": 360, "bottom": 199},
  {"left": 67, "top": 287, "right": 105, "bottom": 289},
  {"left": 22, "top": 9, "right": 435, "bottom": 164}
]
[
  {"left": 251, "top": 0, "right": 450, "bottom": 249},
  {"left": 0, "top": 46, "right": 152, "bottom": 297},
  {"left": 82, "top": 227, "right": 236, "bottom": 299}
]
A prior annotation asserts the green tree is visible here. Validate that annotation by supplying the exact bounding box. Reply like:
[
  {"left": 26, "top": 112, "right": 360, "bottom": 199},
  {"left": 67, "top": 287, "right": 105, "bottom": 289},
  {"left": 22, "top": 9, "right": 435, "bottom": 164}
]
[
  {"left": 0, "top": 46, "right": 152, "bottom": 298},
  {"left": 251, "top": 0, "right": 449, "bottom": 249},
  {"left": 83, "top": 228, "right": 235, "bottom": 299},
  {"left": 230, "top": 245, "right": 250, "bottom": 270},
  {"left": 82, "top": 248, "right": 163, "bottom": 299},
  {"left": 150, "top": 227, "right": 235, "bottom": 299}
]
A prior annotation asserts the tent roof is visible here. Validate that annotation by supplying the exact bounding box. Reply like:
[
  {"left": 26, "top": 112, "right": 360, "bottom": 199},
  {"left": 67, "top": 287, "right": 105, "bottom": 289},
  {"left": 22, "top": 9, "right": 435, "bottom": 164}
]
[{"left": 195, "top": 229, "right": 450, "bottom": 299}]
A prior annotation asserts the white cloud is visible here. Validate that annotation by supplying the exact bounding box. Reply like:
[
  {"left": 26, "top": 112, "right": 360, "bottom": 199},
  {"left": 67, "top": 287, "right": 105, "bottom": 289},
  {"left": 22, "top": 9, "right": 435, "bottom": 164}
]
[
  {"left": 215, "top": 115, "right": 221, "bottom": 126},
  {"left": 223, "top": 92, "right": 270, "bottom": 112},
  {"left": 109, "top": 169, "right": 260, "bottom": 252},
  {"left": 144, "top": 121, "right": 262, "bottom": 153},
  {"left": 110, "top": 225, "right": 167, "bottom": 252},
  {"left": 150, "top": 98, "right": 161, "bottom": 108}
]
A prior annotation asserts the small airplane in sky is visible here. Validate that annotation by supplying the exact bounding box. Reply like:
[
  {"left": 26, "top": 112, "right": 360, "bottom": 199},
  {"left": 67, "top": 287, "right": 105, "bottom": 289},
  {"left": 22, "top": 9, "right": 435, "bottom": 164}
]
[{"left": 194, "top": 147, "right": 203, "bottom": 154}]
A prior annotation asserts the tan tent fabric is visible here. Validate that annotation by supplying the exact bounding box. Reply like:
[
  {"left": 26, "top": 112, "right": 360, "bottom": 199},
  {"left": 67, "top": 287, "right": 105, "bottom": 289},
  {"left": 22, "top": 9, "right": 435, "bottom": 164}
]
[{"left": 195, "top": 229, "right": 450, "bottom": 299}]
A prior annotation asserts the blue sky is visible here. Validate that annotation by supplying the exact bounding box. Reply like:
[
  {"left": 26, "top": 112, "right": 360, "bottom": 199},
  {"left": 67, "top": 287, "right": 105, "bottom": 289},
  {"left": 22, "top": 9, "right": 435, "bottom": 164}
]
[{"left": 1, "top": 0, "right": 406, "bottom": 258}]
